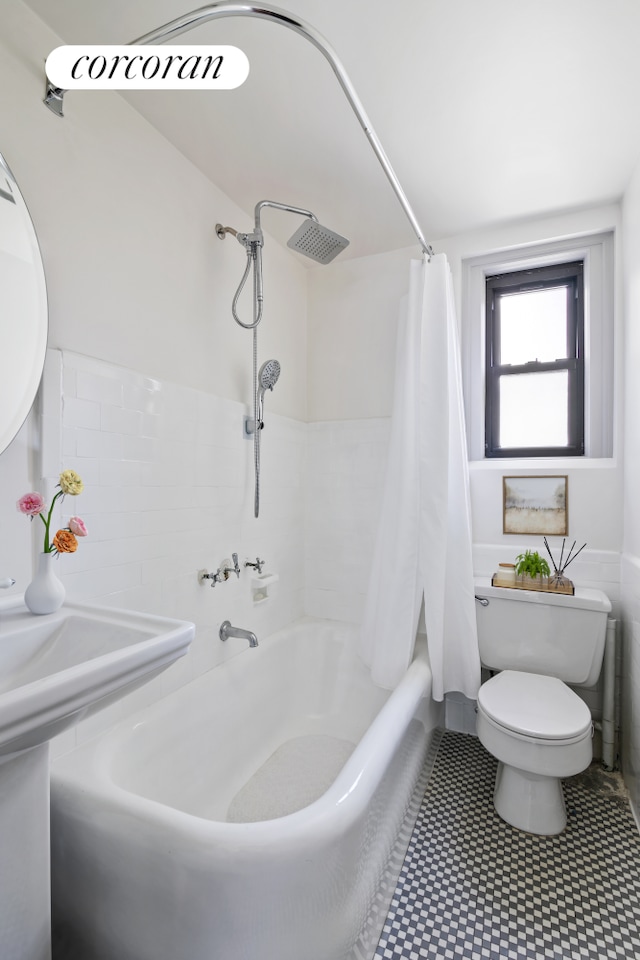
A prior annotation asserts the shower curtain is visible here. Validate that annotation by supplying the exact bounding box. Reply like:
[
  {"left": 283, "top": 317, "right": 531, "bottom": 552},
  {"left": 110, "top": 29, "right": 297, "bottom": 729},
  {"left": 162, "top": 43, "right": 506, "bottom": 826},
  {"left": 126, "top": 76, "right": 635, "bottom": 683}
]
[{"left": 360, "top": 254, "right": 480, "bottom": 701}]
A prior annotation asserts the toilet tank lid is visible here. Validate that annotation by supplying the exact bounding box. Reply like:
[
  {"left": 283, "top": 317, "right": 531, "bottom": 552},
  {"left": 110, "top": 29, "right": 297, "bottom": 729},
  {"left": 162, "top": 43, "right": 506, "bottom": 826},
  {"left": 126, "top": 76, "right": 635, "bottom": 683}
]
[{"left": 474, "top": 578, "right": 612, "bottom": 614}]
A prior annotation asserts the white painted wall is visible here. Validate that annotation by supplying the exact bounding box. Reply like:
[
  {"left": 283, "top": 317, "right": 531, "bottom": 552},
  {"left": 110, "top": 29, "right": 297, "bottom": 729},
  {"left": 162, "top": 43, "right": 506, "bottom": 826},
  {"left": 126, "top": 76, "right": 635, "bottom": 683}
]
[
  {"left": 2, "top": 1, "right": 307, "bottom": 416},
  {"left": 621, "top": 154, "right": 640, "bottom": 820},
  {"left": 0, "top": 0, "right": 307, "bottom": 592},
  {"left": 622, "top": 166, "right": 640, "bottom": 558},
  {"left": 308, "top": 205, "right": 624, "bottom": 554},
  {"left": 307, "top": 246, "right": 415, "bottom": 422}
]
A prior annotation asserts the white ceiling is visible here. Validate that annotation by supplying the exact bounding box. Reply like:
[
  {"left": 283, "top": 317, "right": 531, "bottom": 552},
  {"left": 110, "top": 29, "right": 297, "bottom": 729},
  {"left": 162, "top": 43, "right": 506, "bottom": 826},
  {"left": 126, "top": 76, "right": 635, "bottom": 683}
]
[{"left": 25, "top": 0, "right": 640, "bottom": 262}]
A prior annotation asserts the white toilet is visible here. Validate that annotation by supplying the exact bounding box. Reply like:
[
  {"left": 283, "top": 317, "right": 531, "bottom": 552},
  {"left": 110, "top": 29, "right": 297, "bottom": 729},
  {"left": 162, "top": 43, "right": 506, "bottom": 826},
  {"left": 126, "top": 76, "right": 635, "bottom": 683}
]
[{"left": 474, "top": 577, "right": 611, "bottom": 835}]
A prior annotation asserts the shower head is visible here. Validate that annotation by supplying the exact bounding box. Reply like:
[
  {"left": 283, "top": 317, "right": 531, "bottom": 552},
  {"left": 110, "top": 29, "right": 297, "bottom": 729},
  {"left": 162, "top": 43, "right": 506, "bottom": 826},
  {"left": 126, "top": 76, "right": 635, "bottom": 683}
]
[
  {"left": 258, "top": 358, "right": 281, "bottom": 394},
  {"left": 256, "top": 358, "right": 281, "bottom": 427},
  {"left": 287, "top": 219, "right": 350, "bottom": 265}
]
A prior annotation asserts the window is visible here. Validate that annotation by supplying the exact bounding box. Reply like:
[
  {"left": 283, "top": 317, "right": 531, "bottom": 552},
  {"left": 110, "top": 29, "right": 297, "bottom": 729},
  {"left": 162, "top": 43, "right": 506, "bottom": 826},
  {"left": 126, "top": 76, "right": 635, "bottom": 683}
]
[
  {"left": 485, "top": 261, "right": 585, "bottom": 458},
  {"left": 461, "top": 230, "right": 614, "bottom": 461}
]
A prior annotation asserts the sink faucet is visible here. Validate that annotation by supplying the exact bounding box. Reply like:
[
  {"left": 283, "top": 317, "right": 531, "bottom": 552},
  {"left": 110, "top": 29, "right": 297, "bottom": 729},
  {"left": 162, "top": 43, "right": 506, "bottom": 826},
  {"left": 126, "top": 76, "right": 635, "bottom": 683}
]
[
  {"left": 0, "top": 578, "right": 15, "bottom": 589},
  {"left": 219, "top": 620, "right": 258, "bottom": 648}
]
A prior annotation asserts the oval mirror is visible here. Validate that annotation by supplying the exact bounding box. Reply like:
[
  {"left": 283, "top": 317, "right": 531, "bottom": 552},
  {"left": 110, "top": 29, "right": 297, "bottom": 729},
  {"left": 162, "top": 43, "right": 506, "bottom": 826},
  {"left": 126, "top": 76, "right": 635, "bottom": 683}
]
[{"left": 0, "top": 152, "right": 47, "bottom": 455}]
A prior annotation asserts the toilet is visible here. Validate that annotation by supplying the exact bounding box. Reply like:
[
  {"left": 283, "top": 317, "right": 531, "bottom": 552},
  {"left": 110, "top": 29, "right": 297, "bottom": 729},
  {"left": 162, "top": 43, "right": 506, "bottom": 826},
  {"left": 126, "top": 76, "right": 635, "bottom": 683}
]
[{"left": 474, "top": 577, "right": 611, "bottom": 835}]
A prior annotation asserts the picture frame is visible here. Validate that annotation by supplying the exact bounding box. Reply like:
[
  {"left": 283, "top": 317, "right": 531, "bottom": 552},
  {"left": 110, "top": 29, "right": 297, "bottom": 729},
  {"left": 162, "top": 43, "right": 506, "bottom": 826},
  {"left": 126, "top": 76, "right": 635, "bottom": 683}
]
[{"left": 503, "top": 475, "right": 568, "bottom": 536}]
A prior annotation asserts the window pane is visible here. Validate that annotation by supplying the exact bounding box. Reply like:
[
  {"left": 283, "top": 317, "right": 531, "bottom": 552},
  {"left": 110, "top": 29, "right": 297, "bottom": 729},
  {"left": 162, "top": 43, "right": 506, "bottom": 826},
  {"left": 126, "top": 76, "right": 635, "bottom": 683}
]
[
  {"left": 498, "top": 371, "right": 568, "bottom": 448},
  {"left": 499, "top": 286, "right": 568, "bottom": 365}
]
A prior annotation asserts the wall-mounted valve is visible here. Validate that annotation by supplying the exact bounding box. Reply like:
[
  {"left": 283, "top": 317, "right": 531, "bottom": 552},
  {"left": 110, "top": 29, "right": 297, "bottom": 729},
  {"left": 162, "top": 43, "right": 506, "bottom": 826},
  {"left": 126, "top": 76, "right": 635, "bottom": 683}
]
[
  {"left": 198, "top": 554, "right": 240, "bottom": 588},
  {"left": 224, "top": 554, "right": 241, "bottom": 579},
  {"left": 198, "top": 567, "right": 227, "bottom": 588},
  {"left": 244, "top": 557, "right": 265, "bottom": 575}
]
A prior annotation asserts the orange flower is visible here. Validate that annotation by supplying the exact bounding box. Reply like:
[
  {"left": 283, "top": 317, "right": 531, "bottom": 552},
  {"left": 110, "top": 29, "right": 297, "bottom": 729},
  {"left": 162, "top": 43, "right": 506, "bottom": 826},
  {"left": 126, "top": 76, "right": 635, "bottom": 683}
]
[{"left": 53, "top": 529, "right": 78, "bottom": 553}]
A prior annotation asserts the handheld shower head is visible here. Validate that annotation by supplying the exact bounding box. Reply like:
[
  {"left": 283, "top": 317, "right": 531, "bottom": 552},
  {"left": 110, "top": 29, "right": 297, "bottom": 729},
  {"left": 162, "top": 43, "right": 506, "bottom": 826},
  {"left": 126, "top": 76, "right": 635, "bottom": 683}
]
[
  {"left": 256, "top": 359, "right": 281, "bottom": 425},
  {"left": 287, "top": 219, "right": 349, "bottom": 264},
  {"left": 258, "top": 358, "right": 281, "bottom": 394}
]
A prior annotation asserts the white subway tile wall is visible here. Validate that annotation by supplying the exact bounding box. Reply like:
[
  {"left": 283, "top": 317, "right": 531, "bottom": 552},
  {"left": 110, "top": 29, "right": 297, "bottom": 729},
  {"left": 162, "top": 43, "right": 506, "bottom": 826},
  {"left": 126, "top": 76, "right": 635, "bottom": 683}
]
[
  {"left": 42, "top": 350, "right": 305, "bottom": 756},
  {"left": 305, "top": 419, "right": 390, "bottom": 625}
]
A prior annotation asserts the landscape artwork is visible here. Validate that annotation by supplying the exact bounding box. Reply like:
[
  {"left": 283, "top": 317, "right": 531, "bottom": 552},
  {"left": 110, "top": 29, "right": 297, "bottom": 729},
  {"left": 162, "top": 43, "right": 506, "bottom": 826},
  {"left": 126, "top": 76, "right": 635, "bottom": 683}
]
[{"left": 503, "top": 475, "right": 568, "bottom": 536}]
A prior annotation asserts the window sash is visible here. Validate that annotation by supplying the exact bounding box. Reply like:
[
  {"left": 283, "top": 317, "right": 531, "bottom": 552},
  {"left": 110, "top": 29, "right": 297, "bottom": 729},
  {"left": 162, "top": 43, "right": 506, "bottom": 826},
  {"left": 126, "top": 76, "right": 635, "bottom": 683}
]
[{"left": 485, "top": 262, "right": 584, "bottom": 458}]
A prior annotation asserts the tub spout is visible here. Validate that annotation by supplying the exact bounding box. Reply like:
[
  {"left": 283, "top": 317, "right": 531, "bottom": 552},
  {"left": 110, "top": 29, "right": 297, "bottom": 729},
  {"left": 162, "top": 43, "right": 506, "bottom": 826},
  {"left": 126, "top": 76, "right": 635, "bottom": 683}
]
[{"left": 219, "top": 620, "right": 258, "bottom": 648}]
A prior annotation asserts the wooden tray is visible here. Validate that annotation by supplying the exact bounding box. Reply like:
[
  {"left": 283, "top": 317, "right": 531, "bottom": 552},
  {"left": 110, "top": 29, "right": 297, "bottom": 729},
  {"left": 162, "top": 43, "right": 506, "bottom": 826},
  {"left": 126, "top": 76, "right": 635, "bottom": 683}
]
[{"left": 491, "top": 575, "right": 575, "bottom": 596}]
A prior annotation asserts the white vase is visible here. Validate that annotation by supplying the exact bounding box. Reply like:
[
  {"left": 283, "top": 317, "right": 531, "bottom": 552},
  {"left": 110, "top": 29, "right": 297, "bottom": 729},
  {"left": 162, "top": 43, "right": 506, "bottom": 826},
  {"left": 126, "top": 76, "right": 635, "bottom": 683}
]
[{"left": 24, "top": 552, "right": 66, "bottom": 615}]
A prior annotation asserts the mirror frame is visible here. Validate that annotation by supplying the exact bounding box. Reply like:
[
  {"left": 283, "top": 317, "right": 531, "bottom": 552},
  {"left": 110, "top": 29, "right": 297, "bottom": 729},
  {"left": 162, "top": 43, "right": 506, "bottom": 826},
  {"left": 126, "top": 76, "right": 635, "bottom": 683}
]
[{"left": 0, "top": 152, "right": 48, "bottom": 455}]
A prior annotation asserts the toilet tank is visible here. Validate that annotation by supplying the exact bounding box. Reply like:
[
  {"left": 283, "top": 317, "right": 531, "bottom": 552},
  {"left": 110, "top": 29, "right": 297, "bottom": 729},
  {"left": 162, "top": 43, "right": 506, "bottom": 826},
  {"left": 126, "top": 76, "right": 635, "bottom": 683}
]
[{"left": 474, "top": 577, "right": 612, "bottom": 687}]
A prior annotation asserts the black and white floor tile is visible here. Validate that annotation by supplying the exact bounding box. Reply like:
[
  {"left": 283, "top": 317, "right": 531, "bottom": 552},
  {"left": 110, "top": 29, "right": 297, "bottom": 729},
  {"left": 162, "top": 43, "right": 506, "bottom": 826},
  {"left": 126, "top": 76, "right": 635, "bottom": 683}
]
[{"left": 375, "top": 731, "right": 640, "bottom": 959}]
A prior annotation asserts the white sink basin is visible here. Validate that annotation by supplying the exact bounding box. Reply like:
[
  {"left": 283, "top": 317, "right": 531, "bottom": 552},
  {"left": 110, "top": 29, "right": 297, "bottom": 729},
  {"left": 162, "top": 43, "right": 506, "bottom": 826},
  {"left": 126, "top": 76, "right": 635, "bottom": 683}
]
[{"left": 0, "top": 595, "right": 194, "bottom": 755}]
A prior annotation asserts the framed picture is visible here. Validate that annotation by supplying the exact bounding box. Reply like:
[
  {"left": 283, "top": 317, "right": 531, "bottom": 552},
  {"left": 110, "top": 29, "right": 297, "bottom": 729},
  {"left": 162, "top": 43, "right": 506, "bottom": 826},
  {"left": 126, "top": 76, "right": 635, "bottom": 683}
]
[{"left": 503, "top": 475, "right": 568, "bottom": 536}]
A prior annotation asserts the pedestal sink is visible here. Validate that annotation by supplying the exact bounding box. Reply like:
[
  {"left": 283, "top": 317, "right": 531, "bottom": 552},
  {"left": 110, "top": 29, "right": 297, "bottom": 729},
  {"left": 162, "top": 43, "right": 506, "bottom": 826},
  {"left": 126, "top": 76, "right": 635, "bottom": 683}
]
[{"left": 0, "top": 594, "right": 194, "bottom": 960}]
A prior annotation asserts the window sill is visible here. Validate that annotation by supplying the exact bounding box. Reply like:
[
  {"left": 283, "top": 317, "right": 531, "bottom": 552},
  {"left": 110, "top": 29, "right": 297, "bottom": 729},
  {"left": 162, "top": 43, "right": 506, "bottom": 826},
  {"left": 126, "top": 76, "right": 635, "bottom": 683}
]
[{"left": 468, "top": 457, "right": 618, "bottom": 471}]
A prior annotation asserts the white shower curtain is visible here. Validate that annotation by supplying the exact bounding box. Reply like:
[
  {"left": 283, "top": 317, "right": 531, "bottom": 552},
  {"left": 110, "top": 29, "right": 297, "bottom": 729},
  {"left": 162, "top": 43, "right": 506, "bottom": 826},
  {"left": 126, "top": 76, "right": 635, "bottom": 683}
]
[{"left": 359, "top": 254, "right": 480, "bottom": 701}]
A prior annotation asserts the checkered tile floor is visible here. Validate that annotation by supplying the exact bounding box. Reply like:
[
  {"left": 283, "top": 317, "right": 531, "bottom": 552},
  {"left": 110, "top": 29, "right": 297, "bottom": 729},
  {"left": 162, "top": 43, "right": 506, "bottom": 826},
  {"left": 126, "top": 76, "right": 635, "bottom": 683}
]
[{"left": 375, "top": 731, "right": 640, "bottom": 959}]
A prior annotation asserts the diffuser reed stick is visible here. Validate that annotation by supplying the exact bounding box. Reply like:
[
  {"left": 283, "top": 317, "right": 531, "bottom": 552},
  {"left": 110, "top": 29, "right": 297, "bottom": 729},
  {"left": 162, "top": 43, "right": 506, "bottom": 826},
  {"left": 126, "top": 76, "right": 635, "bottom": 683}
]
[
  {"left": 545, "top": 538, "right": 587, "bottom": 579},
  {"left": 543, "top": 537, "right": 559, "bottom": 574}
]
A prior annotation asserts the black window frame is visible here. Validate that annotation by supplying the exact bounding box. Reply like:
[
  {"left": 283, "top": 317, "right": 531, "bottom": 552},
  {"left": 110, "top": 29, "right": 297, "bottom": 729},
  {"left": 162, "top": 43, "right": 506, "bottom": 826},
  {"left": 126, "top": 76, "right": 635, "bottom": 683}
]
[{"left": 485, "top": 260, "right": 585, "bottom": 458}]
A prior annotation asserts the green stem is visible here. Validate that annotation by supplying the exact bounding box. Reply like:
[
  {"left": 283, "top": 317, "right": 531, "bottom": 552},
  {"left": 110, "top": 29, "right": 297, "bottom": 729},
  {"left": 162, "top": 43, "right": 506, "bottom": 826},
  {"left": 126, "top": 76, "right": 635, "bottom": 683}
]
[{"left": 40, "top": 490, "right": 63, "bottom": 553}]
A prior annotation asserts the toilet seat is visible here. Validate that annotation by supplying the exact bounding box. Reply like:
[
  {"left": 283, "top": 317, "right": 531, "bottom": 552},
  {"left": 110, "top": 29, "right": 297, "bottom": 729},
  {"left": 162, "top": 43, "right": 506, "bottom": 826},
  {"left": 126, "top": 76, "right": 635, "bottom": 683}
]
[{"left": 478, "top": 670, "right": 592, "bottom": 741}]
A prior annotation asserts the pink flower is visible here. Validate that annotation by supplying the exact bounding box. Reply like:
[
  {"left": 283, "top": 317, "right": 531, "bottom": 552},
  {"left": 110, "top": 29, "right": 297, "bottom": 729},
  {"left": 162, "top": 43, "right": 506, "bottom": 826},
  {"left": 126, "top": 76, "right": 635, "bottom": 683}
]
[
  {"left": 68, "top": 516, "right": 88, "bottom": 537},
  {"left": 17, "top": 492, "right": 45, "bottom": 516}
]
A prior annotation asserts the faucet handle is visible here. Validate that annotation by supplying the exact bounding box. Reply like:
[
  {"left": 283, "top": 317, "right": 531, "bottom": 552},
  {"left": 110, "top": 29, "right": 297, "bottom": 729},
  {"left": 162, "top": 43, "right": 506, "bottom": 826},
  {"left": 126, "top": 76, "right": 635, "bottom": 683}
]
[
  {"left": 244, "top": 557, "right": 265, "bottom": 575},
  {"left": 198, "top": 568, "right": 225, "bottom": 588},
  {"left": 224, "top": 554, "right": 241, "bottom": 579}
]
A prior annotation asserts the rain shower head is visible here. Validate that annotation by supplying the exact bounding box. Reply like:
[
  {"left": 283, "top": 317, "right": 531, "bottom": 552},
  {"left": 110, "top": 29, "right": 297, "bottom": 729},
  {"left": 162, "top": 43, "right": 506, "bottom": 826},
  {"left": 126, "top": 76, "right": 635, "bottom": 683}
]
[
  {"left": 258, "top": 358, "right": 281, "bottom": 393},
  {"left": 287, "top": 219, "right": 350, "bottom": 265}
]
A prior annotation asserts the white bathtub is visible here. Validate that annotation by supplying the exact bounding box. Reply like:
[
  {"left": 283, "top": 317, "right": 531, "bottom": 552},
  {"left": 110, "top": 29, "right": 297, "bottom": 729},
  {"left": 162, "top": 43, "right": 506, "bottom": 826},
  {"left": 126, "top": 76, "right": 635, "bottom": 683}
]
[{"left": 50, "top": 617, "right": 441, "bottom": 960}]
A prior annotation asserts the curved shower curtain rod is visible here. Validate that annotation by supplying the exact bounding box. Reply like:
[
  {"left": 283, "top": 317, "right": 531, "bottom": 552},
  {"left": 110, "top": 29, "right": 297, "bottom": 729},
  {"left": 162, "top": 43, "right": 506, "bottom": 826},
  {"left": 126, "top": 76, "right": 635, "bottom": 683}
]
[{"left": 43, "top": 1, "right": 434, "bottom": 259}]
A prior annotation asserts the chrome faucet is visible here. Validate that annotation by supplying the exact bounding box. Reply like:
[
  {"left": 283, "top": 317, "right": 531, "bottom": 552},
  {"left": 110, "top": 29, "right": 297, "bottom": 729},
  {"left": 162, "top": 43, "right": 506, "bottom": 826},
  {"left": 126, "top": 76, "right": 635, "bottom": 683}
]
[
  {"left": 0, "top": 578, "right": 15, "bottom": 589},
  {"left": 200, "top": 567, "right": 227, "bottom": 587},
  {"left": 224, "top": 554, "right": 241, "bottom": 579},
  {"left": 199, "top": 553, "right": 241, "bottom": 588},
  {"left": 219, "top": 620, "right": 258, "bottom": 648},
  {"left": 244, "top": 557, "right": 265, "bottom": 574}
]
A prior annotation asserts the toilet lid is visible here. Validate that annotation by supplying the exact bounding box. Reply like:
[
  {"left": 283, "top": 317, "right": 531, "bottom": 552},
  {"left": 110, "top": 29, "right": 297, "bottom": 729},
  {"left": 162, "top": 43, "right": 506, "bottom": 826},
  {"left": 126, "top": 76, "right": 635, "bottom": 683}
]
[{"left": 478, "top": 670, "right": 592, "bottom": 740}]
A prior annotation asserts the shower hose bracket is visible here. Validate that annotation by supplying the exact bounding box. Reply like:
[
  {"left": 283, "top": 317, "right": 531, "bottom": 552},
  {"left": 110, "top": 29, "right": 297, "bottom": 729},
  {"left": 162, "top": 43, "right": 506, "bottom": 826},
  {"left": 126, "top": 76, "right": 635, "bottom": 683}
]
[{"left": 244, "top": 415, "right": 263, "bottom": 437}]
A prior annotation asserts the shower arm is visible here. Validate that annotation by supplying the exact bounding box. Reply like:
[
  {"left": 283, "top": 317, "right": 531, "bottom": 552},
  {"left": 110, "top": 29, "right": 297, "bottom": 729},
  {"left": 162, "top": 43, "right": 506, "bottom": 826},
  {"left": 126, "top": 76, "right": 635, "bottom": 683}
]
[
  {"left": 43, "top": 1, "right": 434, "bottom": 259},
  {"left": 253, "top": 199, "right": 317, "bottom": 232}
]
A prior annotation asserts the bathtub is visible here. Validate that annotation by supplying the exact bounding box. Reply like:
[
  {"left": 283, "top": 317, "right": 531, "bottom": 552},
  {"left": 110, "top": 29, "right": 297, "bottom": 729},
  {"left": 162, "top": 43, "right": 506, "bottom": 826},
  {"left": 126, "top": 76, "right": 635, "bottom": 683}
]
[{"left": 50, "top": 617, "right": 441, "bottom": 960}]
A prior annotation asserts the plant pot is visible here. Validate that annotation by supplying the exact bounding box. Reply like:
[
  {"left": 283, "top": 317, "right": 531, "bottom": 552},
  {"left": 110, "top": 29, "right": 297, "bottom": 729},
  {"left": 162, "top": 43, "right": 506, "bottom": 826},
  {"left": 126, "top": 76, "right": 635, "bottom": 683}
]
[{"left": 24, "top": 552, "right": 66, "bottom": 615}]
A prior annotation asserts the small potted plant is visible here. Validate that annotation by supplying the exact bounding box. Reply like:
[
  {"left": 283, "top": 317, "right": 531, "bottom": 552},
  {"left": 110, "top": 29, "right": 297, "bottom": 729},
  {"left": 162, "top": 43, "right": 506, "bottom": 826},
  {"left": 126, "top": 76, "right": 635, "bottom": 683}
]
[{"left": 515, "top": 549, "right": 550, "bottom": 588}]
